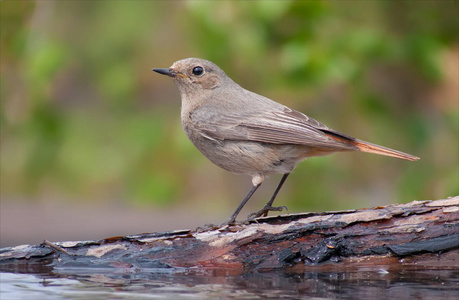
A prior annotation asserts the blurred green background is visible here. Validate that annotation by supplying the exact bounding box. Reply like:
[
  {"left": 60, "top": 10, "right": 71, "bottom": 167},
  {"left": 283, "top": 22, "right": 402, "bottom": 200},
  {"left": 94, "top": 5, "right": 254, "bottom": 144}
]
[{"left": 1, "top": 1, "right": 458, "bottom": 245}]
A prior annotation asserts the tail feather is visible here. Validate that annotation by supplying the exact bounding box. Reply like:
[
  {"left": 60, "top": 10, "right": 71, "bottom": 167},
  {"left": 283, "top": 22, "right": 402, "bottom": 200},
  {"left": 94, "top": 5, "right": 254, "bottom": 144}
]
[
  {"left": 324, "top": 131, "right": 419, "bottom": 161},
  {"left": 352, "top": 139, "right": 420, "bottom": 161}
]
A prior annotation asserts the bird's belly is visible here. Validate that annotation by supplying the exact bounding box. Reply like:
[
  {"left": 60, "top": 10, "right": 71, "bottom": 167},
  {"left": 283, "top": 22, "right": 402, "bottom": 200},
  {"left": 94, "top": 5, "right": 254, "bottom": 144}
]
[{"left": 190, "top": 136, "right": 304, "bottom": 176}]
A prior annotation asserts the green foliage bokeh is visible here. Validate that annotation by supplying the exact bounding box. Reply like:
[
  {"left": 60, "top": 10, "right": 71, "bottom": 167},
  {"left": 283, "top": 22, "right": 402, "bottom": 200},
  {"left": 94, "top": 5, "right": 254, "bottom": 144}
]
[{"left": 1, "top": 0, "right": 458, "bottom": 213}]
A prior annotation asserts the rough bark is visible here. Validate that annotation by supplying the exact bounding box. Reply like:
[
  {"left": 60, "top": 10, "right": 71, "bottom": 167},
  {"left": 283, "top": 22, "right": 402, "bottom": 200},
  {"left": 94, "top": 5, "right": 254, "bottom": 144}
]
[{"left": 1, "top": 197, "right": 458, "bottom": 275}]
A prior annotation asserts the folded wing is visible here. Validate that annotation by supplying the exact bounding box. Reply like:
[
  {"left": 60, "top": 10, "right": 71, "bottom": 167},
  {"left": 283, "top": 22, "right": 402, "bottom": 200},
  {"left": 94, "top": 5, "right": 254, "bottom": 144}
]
[{"left": 190, "top": 105, "right": 359, "bottom": 151}]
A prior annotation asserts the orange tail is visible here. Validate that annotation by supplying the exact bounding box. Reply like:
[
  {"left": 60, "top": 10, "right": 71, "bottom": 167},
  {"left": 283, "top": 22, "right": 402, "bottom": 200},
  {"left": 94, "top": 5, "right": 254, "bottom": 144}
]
[
  {"left": 324, "top": 132, "right": 419, "bottom": 161},
  {"left": 351, "top": 139, "right": 419, "bottom": 161}
]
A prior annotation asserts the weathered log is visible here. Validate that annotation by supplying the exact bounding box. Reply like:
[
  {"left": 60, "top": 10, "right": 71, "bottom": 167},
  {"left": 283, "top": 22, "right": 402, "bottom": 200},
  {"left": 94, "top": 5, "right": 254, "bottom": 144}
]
[{"left": 1, "top": 197, "right": 458, "bottom": 275}]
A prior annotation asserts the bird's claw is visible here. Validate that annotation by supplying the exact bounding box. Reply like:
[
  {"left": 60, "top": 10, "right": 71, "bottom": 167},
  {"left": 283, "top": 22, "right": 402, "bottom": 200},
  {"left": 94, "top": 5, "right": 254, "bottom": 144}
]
[{"left": 248, "top": 205, "right": 289, "bottom": 220}]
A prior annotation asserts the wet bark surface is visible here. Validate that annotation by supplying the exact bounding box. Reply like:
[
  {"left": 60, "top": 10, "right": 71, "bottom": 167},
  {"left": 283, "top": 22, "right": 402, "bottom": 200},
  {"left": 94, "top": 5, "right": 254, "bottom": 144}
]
[{"left": 1, "top": 197, "right": 458, "bottom": 275}]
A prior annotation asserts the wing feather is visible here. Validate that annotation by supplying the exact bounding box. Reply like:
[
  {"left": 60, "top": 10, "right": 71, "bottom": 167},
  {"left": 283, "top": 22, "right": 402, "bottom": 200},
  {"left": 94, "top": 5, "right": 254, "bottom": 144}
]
[{"left": 190, "top": 105, "right": 358, "bottom": 151}]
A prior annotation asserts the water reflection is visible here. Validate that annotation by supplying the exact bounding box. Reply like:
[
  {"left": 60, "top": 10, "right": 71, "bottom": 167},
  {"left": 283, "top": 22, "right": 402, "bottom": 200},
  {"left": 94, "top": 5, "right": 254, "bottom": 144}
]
[{"left": 1, "top": 267, "right": 458, "bottom": 299}]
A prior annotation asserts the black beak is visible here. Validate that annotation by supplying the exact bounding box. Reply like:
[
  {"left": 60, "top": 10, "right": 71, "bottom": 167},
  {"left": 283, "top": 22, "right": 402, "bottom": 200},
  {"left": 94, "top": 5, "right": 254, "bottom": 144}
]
[{"left": 153, "top": 68, "right": 176, "bottom": 77}]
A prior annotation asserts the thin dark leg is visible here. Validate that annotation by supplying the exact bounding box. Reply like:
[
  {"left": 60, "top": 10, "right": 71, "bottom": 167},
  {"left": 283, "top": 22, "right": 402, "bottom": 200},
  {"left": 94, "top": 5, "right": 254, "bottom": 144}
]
[
  {"left": 262, "top": 173, "right": 290, "bottom": 211},
  {"left": 248, "top": 173, "right": 290, "bottom": 219},
  {"left": 222, "top": 183, "right": 261, "bottom": 225}
]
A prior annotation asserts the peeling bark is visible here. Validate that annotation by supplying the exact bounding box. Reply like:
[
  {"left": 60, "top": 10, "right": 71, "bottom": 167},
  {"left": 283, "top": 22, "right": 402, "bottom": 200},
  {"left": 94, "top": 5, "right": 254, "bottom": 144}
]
[{"left": 1, "top": 197, "right": 458, "bottom": 274}]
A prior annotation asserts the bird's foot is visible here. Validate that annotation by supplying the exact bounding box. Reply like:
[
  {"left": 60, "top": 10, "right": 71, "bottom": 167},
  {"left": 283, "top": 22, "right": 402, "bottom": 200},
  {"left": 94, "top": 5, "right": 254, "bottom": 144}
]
[
  {"left": 219, "top": 219, "right": 250, "bottom": 228},
  {"left": 220, "top": 219, "right": 236, "bottom": 227},
  {"left": 248, "top": 205, "right": 289, "bottom": 220}
]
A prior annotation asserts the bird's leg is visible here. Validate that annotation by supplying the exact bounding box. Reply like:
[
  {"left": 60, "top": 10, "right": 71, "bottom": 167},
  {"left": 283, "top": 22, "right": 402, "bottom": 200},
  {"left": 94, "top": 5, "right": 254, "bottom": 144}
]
[
  {"left": 248, "top": 173, "right": 290, "bottom": 219},
  {"left": 221, "top": 183, "right": 262, "bottom": 226}
]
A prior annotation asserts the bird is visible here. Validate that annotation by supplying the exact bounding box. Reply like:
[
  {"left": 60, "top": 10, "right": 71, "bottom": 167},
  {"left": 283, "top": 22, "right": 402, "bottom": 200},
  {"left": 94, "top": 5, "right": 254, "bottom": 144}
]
[{"left": 153, "top": 58, "right": 419, "bottom": 225}]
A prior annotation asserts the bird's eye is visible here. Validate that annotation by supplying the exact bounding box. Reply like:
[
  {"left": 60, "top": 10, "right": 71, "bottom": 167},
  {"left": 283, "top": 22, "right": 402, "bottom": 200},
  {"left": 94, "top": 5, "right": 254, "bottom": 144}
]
[{"left": 192, "top": 66, "right": 204, "bottom": 76}]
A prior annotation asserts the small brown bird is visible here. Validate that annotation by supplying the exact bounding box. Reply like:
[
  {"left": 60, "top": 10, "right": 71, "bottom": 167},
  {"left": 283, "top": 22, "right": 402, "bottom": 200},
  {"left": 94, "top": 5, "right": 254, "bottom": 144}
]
[{"left": 153, "top": 58, "right": 419, "bottom": 225}]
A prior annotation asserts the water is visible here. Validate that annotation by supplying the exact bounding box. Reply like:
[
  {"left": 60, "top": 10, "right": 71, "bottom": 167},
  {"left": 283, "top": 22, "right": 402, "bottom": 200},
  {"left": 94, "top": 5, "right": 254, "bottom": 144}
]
[{"left": 1, "top": 267, "right": 458, "bottom": 299}]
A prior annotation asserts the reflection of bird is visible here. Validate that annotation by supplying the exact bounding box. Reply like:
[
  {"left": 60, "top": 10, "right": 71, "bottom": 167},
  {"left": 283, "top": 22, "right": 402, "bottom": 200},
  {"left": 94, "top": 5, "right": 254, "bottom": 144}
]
[{"left": 154, "top": 58, "right": 419, "bottom": 225}]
